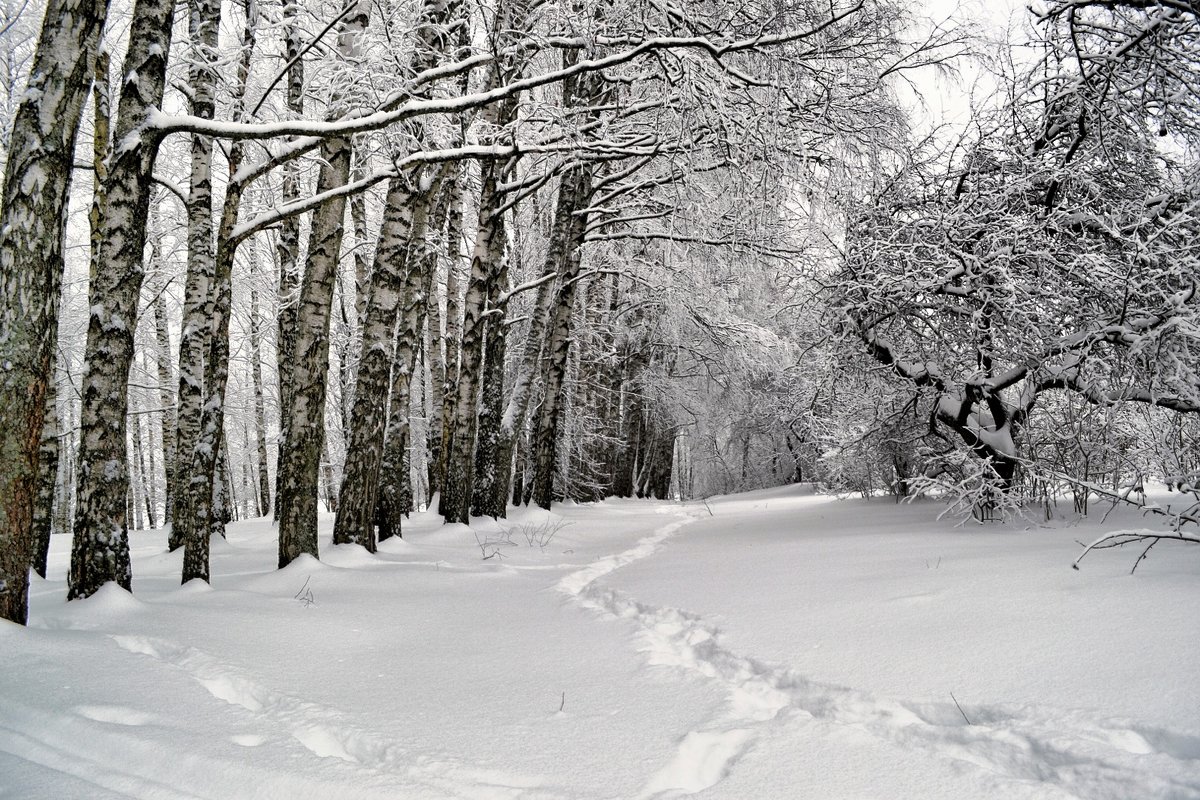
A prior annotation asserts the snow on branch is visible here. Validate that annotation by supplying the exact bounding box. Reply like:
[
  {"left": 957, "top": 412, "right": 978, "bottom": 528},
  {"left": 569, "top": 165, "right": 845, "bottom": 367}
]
[{"left": 149, "top": 4, "right": 866, "bottom": 142}]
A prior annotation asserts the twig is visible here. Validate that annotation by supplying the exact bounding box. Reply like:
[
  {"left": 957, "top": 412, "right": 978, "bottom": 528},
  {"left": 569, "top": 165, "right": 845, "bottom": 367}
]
[
  {"left": 293, "top": 576, "right": 315, "bottom": 608},
  {"left": 559, "top": 692, "right": 565, "bottom": 712},
  {"left": 950, "top": 692, "right": 972, "bottom": 725}
]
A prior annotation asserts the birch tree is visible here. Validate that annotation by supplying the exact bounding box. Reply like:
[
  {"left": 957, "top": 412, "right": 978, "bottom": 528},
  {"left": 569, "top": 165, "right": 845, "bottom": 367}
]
[
  {"left": 68, "top": 0, "right": 176, "bottom": 601},
  {"left": 0, "top": 0, "right": 110, "bottom": 622},
  {"left": 276, "top": 0, "right": 371, "bottom": 568}
]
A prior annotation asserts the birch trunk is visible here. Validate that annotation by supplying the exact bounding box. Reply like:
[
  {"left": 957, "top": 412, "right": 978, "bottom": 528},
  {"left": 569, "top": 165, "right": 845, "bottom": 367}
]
[
  {"left": 438, "top": 0, "right": 534, "bottom": 523},
  {"left": 180, "top": 0, "right": 259, "bottom": 583},
  {"left": 170, "top": 0, "right": 222, "bottom": 551},
  {"left": 150, "top": 214, "right": 176, "bottom": 524},
  {"left": 470, "top": 263, "right": 509, "bottom": 518},
  {"left": 277, "top": 0, "right": 370, "bottom": 568},
  {"left": 273, "top": 0, "right": 307, "bottom": 518},
  {"left": 424, "top": 189, "right": 451, "bottom": 497},
  {"left": 332, "top": 173, "right": 420, "bottom": 550},
  {"left": 338, "top": 158, "right": 372, "bottom": 439},
  {"left": 436, "top": 169, "right": 467, "bottom": 496},
  {"left": 0, "top": 0, "right": 110, "bottom": 623},
  {"left": 529, "top": 165, "right": 594, "bottom": 510},
  {"left": 69, "top": 0, "right": 175, "bottom": 601},
  {"left": 487, "top": 181, "right": 579, "bottom": 515},
  {"left": 30, "top": 387, "right": 58, "bottom": 578},
  {"left": 375, "top": 173, "right": 445, "bottom": 539},
  {"left": 250, "top": 285, "right": 271, "bottom": 517},
  {"left": 440, "top": 162, "right": 509, "bottom": 524}
]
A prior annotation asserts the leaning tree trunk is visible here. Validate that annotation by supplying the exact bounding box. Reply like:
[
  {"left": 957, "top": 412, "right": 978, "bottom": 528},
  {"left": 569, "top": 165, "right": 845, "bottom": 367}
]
[
  {"left": 529, "top": 165, "right": 594, "bottom": 510},
  {"left": 0, "top": 0, "right": 111, "bottom": 623},
  {"left": 332, "top": 172, "right": 423, "bottom": 550},
  {"left": 276, "top": 0, "right": 370, "bottom": 569},
  {"left": 69, "top": 0, "right": 175, "bottom": 601},
  {"left": 180, "top": 0, "right": 259, "bottom": 584},
  {"left": 170, "top": 0, "right": 222, "bottom": 551}
]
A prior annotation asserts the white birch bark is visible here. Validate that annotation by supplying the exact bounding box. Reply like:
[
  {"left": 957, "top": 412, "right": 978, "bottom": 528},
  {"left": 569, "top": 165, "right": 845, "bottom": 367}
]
[
  {"left": 180, "top": 0, "right": 259, "bottom": 583},
  {"left": 0, "top": 0, "right": 111, "bottom": 623},
  {"left": 276, "top": 0, "right": 370, "bottom": 568},
  {"left": 331, "top": 173, "right": 420, "bottom": 549},
  {"left": 69, "top": 0, "right": 176, "bottom": 600},
  {"left": 170, "top": 0, "right": 222, "bottom": 551}
]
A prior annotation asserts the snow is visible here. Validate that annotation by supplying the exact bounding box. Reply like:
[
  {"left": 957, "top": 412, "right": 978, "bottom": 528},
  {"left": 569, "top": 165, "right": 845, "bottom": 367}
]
[{"left": 2, "top": 489, "right": 1198, "bottom": 799}]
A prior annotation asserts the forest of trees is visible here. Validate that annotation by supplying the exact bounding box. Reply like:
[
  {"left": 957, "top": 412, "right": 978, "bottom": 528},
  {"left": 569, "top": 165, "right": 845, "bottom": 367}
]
[{"left": 0, "top": 0, "right": 1197, "bottom": 624}]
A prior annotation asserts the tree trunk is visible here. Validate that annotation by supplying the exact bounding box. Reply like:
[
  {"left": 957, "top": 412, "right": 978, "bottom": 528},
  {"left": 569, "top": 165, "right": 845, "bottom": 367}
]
[
  {"left": 130, "top": 404, "right": 152, "bottom": 528},
  {"left": 489, "top": 181, "right": 579, "bottom": 515},
  {"left": 276, "top": 0, "right": 369, "bottom": 569},
  {"left": 424, "top": 190, "right": 451, "bottom": 497},
  {"left": 332, "top": 173, "right": 421, "bottom": 550},
  {"left": 470, "top": 259, "right": 510, "bottom": 518},
  {"left": 150, "top": 216, "right": 176, "bottom": 525},
  {"left": 530, "top": 165, "right": 594, "bottom": 510},
  {"left": 436, "top": 168, "right": 467, "bottom": 498},
  {"left": 250, "top": 284, "right": 271, "bottom": 517},
  {"left": 169, "top": 0, "right": 221, "bottom": 551},
  {"left": 30, "top": 386, "right": 59, "bottom": 578},
  {"left": 180, "top": 0, "right": 258, "bottom": 583},
  {"left": 0, "top": 0, "right": 110, "bottom": 623},
  {"left": 441, "top": 162, "right": 509, "bottom": 524},
  {"left": 273, "top": 0, "right": 307, "bottom": 520},
  {"left": 375, "top": 170, "right": 446, "bottom": 539},
  {"left": 69, "top": 0, "right": 175, "bottom": 601}
]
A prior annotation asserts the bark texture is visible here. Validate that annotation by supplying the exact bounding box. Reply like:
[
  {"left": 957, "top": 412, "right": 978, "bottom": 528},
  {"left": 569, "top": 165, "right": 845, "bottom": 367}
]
[
  {"left": 250, "top": 283, "right": 271, "bottom": 516},
  {"left": 69, "top": 0, "right": 175, "bottom": 601},
  {"left": 273, "top": 0, "right": 307, "bottom": 518},
  {"left": 170, "top": 0, "right": 222, "bottom": 551},
  {"left": 375, "top": 172, "right": 445, "bottom": 539},
  {"left": 277, "top": 0, "right": 370, "bottom": 568},
  {"left": 435, "top": 169, "right": 467, "bottom": 496},
  {"left": 180, "top": 0, "right": 259, "bottom": 583},
  {"left": 0, "top": 0, "right": 111, "bottom": 622},
  {"left": 470, "top": 265, "right": 510, "bottom": 518},
  {"left": 440, "top": 162, "right": 509, "bottom": 523},
  {"left": 529, "top": 165, "right": 594, "bottom": 509},
  {"left": 332, "top": 174, "right": 421, "bottom": 550},
  {"left": 487, "top": 183, "right": 580, "bottom": 515},
  {"left": 30, "top": 386, "right": 58, "bottom": 578},
  {"left": 150, "top": 213, "right": 176, "bottom": 524}
]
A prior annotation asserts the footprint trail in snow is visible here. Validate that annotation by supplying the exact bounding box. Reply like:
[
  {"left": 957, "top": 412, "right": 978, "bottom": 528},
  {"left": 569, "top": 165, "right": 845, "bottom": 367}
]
[
  {"left": 557, "top": 507, "right": 1200, "bottom": 799},
  {"left": 110, "top": 634, "right": 552, "bottom": 799}
]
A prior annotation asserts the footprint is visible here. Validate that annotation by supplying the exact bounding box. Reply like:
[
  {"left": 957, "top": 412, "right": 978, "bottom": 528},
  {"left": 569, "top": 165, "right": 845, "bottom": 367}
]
[
  {"left": 231, "top": 733, "right": 267, "bottom": 747},
  {"left": 293, "top": 726, "right": 358, "bottom": 762},
  {"left": 74, "top": 705, "right": 155, "bottom": 726},
  {"left": 641, "top": 729, "right": 754, "bottom": 796},
  {"left": 1131, "top": 726, "right": 1200, "bottom": 761},
  {"left": 196, "top": 674, "right": 267, "bottom": 712},
  {"left": 1103, "top": 728, "right": 1154, "bottom": 755}
]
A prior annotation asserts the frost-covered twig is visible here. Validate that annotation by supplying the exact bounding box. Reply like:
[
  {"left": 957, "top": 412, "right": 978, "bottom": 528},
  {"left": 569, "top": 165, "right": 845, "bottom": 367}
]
[{"left": 1072, "top": 530, "right": 1200, "bottom": 574}]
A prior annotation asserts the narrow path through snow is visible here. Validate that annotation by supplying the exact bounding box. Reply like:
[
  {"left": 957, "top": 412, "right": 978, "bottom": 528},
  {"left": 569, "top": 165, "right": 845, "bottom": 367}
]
[
  {"left": 106, "top": 633, "right": 553, "bottom": 798},
  {"left": 556, "top": 503, "right": 1200, "bottom": 800}
]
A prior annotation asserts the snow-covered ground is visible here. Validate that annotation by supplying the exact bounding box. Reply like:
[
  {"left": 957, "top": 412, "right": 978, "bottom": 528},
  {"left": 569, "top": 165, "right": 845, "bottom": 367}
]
[{"left": 2, "top": 487, "right": 1198, "bottom": 799}]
